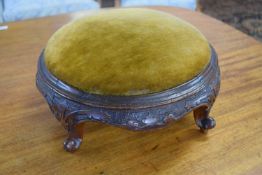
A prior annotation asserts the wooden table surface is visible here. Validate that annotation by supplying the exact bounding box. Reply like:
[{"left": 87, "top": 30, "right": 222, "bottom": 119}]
[{"left": 0, "top": 6, "right": 262, "bottom": 175}]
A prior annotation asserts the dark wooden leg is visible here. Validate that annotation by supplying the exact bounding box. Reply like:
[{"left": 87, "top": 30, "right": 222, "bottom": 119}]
[
  {"left": 63, "top": 122, "right": 85, "bottom": 152},
  {"left": 193, "top": 106, "right": 216, "bottom": 133}
]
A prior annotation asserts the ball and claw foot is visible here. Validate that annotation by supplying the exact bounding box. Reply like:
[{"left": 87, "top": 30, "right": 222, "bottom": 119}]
[
  {"left": 196, "top": 116, "right": 216, "bottom": 133},
  {"left": 64, "top": 138, "right": 82, "bottom": 152}
]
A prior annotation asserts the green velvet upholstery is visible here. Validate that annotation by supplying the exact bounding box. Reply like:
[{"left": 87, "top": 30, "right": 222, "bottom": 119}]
[{"left": 45, "top": 8, "right": 211, "bottom": 96}]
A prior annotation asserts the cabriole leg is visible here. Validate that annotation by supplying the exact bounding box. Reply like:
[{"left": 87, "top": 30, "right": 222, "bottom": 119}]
[
  {"left": 63, "top": 122, "right": 85, "bottom": 152},
  {"left": 193, "top": 106, "right": 216, "bottom": 133}
]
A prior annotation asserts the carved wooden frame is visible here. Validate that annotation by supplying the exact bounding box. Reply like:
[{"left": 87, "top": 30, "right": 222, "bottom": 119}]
[{"left": 36, "top": 45, "right": 220, "bottom": 152}]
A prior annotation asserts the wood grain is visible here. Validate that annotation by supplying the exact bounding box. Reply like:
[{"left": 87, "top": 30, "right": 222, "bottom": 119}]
[{"left": 0, "top": 7, "right": 262, "bottom": 175}]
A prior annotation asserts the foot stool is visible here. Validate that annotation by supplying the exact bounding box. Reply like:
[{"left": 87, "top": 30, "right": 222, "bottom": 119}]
[{"left": 36, "top": 8, "right": 220, "bottom": 152}]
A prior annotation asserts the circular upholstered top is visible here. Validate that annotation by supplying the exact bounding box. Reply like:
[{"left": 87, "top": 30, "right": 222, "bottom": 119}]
[{"left": 45, "top": 8, "right": 211, "bottom": 96}]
